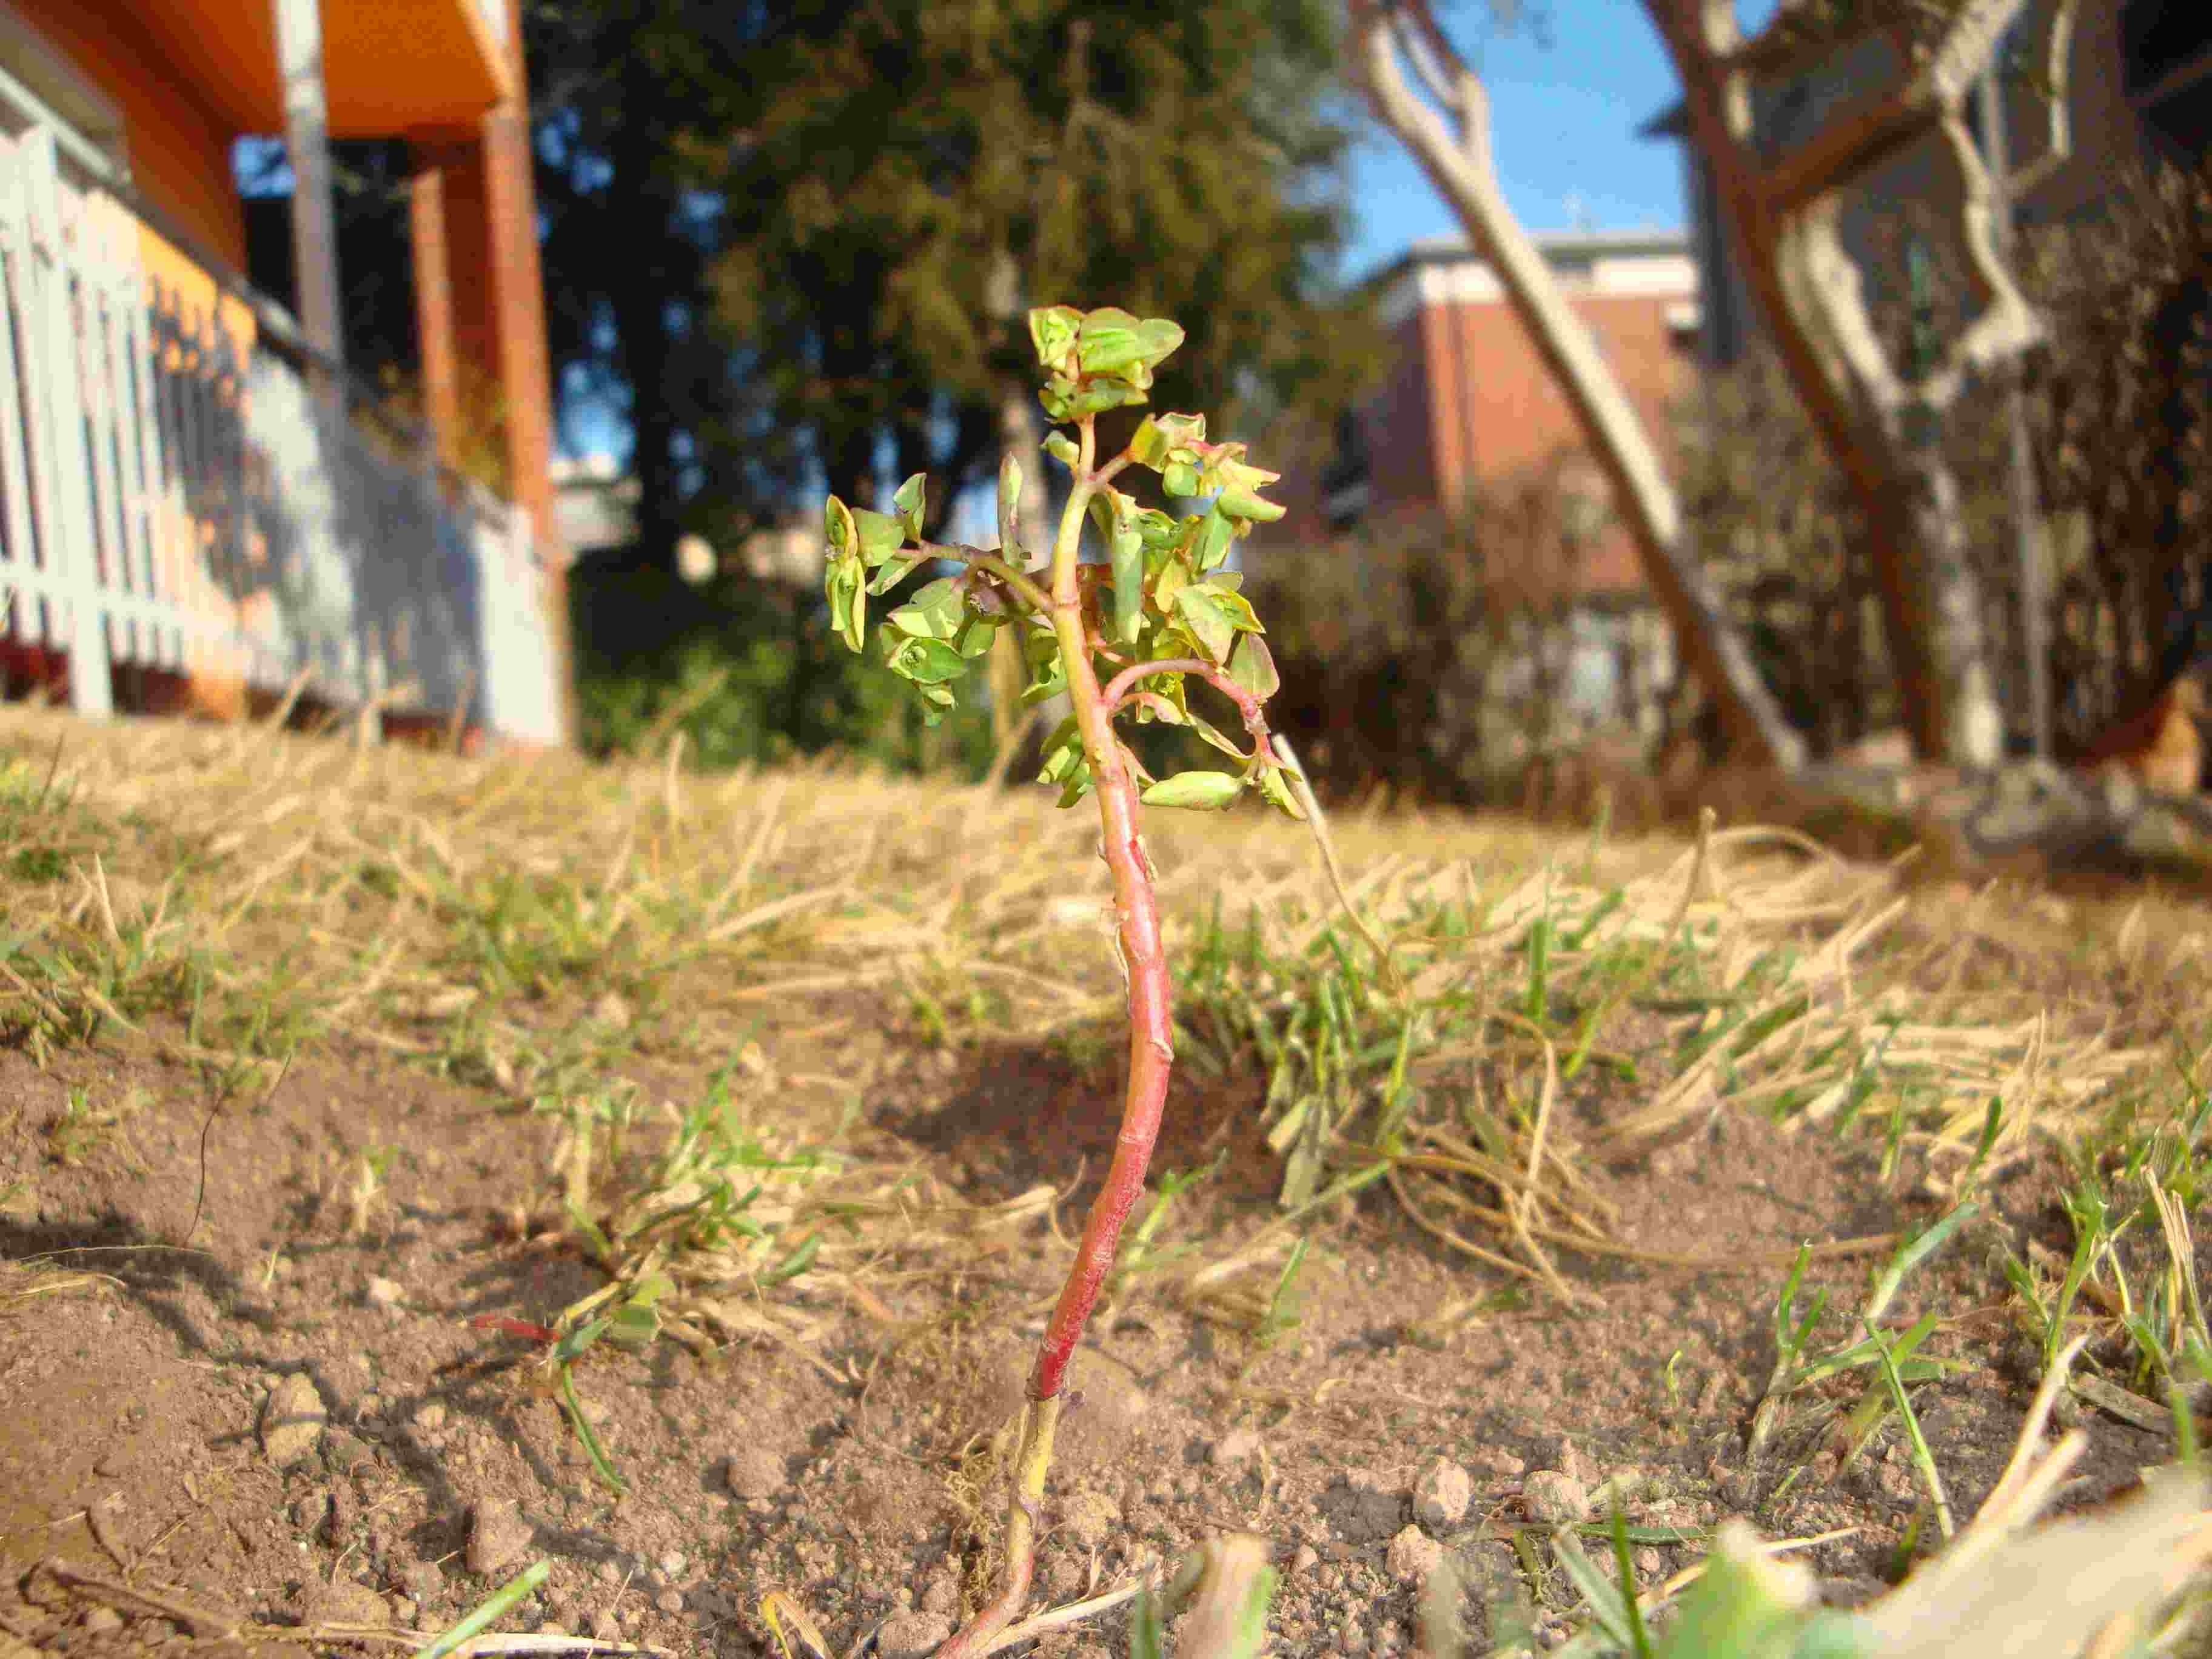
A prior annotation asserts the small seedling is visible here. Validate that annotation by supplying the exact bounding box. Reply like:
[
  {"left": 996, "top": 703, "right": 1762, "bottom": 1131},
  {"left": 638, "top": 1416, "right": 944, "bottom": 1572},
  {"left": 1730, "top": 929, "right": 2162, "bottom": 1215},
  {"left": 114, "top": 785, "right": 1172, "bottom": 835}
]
[{"left": 818, "top": 304, "right": 1304, "bottom": 1656}]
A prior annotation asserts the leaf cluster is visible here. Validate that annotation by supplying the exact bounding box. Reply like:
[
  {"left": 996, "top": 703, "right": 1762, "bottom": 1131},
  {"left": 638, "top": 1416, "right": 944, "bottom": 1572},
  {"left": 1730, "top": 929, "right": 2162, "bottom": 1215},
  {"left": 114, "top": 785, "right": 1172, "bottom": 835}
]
[{"left": 820, "top": 305, "right": 1305, "bottom": 820}]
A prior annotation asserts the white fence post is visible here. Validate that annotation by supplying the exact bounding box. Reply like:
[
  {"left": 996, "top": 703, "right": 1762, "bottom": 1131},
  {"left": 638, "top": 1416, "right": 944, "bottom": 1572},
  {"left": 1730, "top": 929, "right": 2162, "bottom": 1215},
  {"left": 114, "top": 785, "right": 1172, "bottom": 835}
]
[
  {"left": 0, "top": 113, "right": 564, "bottom": 745},
  {"left": 15, "top": 127, "right": 112, "bottom": 716}
]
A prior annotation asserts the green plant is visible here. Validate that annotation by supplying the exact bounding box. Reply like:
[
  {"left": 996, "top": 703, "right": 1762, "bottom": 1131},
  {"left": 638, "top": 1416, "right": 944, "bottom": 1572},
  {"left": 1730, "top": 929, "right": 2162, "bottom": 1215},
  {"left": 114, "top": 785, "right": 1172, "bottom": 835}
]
[{"left": 818, "top": 304, "right": 1304, "bottom": 1657}]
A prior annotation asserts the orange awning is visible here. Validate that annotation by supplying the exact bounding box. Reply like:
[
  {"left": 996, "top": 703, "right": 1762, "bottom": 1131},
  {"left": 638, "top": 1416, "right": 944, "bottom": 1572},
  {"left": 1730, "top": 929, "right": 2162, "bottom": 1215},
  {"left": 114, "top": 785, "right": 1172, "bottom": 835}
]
[{"left": 129, "top": 0, "right": 513, "bottom": 137}]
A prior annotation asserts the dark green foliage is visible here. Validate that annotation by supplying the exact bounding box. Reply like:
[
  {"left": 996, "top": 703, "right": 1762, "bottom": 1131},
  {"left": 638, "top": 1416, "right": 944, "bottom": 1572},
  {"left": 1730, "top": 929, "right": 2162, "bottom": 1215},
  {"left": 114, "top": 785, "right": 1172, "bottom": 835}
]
[
  {"left": 526, "top": 0, "right": 1379, "bottom": 571},
  {"left": 711, "top": 0, "right": 1377, "bottom": 513},
  {"left": 568, "top": 556, "right": 993, "bottom": 774}
]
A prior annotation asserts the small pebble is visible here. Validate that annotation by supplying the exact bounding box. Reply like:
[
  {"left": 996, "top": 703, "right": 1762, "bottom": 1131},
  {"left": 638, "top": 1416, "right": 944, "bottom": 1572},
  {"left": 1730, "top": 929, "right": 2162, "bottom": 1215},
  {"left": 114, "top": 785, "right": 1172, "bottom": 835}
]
[
  {"left": 655, "top": 1589, "right": 683, "bottom": 1615},
  {"left": 920, "top": 1574, "right": 959, "bottom": 1615},
  {"left": 1524, "top": 1470, "right": 1589, "bottom": 1525},
  {"left": 466, "top": 1496, "right": 533, "bottom": 1576},
  {"left": 725, "top": 1446, "right": 783, "bottom": 1498},
  {"left": 403, "top": 1560, "right": 447, "bottom": 1604},
  {"left": 1414, "top": 1458, "right": 1472, "bottom": 1528},
  {"left": 1387, "top": 1524, "right": 1443, "bottom": 1584},
  {"left": 306, "top": 1578, "right": 390, "bottom": 1627},
  {"left": 261, "top": 1374, "right": 327, "bottom": 1467}
]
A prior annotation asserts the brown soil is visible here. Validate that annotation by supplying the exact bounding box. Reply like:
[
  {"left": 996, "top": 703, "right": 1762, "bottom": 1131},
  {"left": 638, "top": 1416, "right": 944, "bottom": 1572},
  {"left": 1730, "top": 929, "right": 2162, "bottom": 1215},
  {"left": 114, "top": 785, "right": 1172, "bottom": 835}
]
[{"left": 0, "top": 974, "right": 2178, "bottom": 1659}]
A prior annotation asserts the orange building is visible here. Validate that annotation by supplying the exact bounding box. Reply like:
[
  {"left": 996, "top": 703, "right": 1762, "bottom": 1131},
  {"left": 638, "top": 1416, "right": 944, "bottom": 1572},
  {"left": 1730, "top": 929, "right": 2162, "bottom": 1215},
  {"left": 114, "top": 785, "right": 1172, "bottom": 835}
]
[{"left": 0, "top": 0, "right": 568, "bottom": 742}]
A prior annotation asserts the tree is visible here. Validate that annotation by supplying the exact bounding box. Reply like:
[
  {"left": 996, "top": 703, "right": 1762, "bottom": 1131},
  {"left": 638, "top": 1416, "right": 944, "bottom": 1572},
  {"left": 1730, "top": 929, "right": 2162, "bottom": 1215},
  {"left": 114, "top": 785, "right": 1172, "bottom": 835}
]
[
  {"left": 1351, "top": 0, "right": 2076, "bottom": 769},
  {"left": 1644, "top": 0, "right": 2070, "bottom": 766},
  {"left": 702, "top": 1, "right": 1383, "bottom": 538},
  {"left": 523, "top": 1, "right": 1379, "bottom": 580},
  {"left": 526, "top": 0, "right": 786, "bottom": 572},
  {"left": 1344, "top": 1, "right": 1805, "bottom": 771}
]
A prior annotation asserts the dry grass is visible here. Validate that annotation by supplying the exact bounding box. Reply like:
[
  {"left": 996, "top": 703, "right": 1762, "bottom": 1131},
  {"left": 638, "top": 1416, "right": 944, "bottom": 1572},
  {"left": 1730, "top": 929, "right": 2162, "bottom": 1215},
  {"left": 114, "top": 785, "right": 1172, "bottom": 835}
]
[
  {"left": 2, "top": 703, "right": 2206, "bottom": 1333},
  {"left": 7, "top": 702, "right": 2212, "bottom": 1654}
]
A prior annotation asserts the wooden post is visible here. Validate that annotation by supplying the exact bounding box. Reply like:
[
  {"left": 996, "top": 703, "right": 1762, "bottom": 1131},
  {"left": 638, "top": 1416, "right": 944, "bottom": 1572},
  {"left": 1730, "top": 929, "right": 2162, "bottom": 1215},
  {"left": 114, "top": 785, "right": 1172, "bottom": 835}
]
[{"left": 271, "top": 0, "right": 344, "bottom": 379}]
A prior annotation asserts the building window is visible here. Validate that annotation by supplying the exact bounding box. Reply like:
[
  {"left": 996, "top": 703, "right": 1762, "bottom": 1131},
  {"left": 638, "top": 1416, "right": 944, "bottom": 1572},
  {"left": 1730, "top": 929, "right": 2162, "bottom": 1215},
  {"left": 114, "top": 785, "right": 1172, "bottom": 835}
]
[{"left": 1321, "top": 408, "right": 1372, "bottom": 534}]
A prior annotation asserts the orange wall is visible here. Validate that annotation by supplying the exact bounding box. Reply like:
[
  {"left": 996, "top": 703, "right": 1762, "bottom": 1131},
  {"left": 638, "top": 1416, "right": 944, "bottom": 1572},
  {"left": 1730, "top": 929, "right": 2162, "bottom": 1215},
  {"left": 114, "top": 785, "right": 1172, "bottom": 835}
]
[{"left": 12, "top": 0, "right": 247, "bottom": 269}]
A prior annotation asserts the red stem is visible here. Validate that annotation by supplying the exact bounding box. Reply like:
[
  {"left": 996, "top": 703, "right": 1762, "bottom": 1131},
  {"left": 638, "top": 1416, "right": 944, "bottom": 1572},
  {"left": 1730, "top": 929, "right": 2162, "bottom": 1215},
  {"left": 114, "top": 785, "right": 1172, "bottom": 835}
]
[
  {"left": 1099, "top": 656, "right": 1284, "bottom": 765},
  {"left": 1027, "top": 485, "right": 1176, "bottom": 1407}
]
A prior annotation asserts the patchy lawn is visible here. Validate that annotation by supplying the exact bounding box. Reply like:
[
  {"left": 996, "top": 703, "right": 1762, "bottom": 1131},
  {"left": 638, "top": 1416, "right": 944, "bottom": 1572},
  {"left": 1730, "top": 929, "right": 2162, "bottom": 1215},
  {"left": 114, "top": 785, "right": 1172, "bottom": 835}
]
[{"left": 0, "top": 703, "right": 2205, "bottom": 1658}]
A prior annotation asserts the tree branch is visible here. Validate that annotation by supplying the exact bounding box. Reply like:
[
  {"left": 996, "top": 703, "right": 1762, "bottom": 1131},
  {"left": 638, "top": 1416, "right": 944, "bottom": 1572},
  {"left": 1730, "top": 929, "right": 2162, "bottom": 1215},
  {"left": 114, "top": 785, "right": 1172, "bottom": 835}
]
[
  {"left": 1761, "top": 0, "right": 2033, "bottom": 216},
  {"left": 1348, "top": 0, "right": 1803, "bottom": 770}
]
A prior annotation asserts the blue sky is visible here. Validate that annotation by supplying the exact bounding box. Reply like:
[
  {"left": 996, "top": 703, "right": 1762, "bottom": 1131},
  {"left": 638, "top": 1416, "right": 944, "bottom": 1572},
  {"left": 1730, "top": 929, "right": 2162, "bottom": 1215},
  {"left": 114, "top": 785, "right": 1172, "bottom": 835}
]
[{"left": 1333, "top": 2, "right": 1705, "bottom": 280}]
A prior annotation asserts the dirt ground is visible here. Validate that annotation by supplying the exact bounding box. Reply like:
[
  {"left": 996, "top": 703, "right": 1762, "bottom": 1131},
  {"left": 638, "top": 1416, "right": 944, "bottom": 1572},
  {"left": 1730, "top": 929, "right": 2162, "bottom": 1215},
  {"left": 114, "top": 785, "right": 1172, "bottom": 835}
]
[{"left": 0, "top": 977, "right": 2186, "bottom": 1659}]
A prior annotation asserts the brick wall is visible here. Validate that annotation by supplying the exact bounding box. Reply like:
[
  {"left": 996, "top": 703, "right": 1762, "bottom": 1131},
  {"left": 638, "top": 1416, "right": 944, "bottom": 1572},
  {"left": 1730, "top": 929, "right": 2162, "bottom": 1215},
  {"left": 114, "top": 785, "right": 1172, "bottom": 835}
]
[{"left": 1274, "top": 233, "right": 1699, "bottom": 602}]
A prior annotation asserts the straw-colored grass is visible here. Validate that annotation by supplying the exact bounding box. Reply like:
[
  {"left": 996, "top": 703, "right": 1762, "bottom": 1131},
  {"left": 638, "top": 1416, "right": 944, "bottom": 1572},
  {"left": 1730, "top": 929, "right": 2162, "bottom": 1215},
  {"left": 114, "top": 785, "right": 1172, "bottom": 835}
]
[{"left": 2, "top": 702, "right": 2202, "bottom": 1334}]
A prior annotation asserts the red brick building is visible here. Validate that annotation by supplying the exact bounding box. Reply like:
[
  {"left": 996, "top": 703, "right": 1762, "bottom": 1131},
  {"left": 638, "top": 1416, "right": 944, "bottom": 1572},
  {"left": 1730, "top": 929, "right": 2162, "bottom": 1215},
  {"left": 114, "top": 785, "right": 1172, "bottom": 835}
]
[{"left": 1286, "top": 229, "right": 1701, "bottom": 597}]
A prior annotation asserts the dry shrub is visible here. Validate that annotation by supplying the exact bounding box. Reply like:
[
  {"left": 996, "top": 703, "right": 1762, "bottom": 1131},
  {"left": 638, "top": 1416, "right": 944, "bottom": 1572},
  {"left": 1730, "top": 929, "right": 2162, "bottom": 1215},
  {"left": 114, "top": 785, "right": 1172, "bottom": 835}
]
[
  {"left": 2019, "top": 159, "right": 2212, "bottom": 742},
  {"left": 1677, "top": 163, "right": 2212, "bottom": 767},
  {"left": 1248, "top": 464, "right": 1671, "bottom": 809}
]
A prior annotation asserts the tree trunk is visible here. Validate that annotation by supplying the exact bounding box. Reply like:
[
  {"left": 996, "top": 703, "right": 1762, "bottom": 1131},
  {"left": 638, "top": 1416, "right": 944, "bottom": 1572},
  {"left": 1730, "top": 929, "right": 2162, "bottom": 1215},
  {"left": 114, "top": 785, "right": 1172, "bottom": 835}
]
[
  {"left": 987, "top": 249, "right": 1061, "bottom": 772},
  {"left": 1347, "top": 4, "right": 1804, "bottom": 773},
  {"left": 1647, "top": 0, "right": 2034, "bottom": 766}
]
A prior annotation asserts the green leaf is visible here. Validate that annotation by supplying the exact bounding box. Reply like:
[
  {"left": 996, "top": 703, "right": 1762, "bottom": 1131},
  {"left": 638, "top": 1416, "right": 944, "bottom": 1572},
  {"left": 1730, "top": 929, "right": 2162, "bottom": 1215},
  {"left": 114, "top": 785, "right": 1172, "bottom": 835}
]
[
  {"left": 1130, "top": 412, "right": 1206, "bottom": 469},
  {"left": 1130, "top": 507, "right": 1179, "bottom": 549},
  {"left": 1022, "top": 625, "right": 1067, "bottom": 703},
  {"left": 1029, "top": 305, "right": 1082, "bottom": 373},
  {"left": 1036, "top": 717, "right": 1093, "bottom": 806},
  {"left": 1651, "top": 1526, "right": 1828, "bottom": 1659},
  {"left": 1044, "top": 431, "right": 1079, "bottom": 471},
  {"left": 825, "top": 495, "right": 856, "bottom": 562},
  {"left": 1153, "top": 555, "right": 1191, "bottom": 615},
  {"left": 1257, "top": 763, "right": 1307, "bottom": 821},
  {"left": 1111, "top": 526, "right": 1145, "bottom": 646},
  {"left": 1036, "top": 716, "right": 1082, "bottom": 783},
  {"left": 1173, "top": 583, "right": 1248, "bottom": 662},
  {"left": 1208, "top": 453, "right": 1284, "bottom": 523},
  {"left": 886, "top": 577, "right": 967, "bottom": 642},
  {"left": 551, "top": 1315, "right": 614, "bottom": 1366},
  {"left": 1217, "top": 485, "right": 1285, "bottom": 523},
  {"left": 891, "top": 472, "right": 927, "bottom": 537},
  {"left": 1193, "top": 508, "right": 1236, "bottom": 572},
  {"left": 826, "top": 560, "right": 866, "bottom": 653},
  {"left": 849, "top": 508, "right": 909, "bottom": 568},
  {"left": 1187, "top": 710, "right": 1247, "bottom": 760},
  {"left": 1041, "top": 377, "right": 1148, "bottom": 421},
  {"left": 1076, "top": 308, "right": 1185, "bottom": 383},
  {"left": 954, "top": 611, "right": 1003, "bottom": 659},
  {"left": 1163, "top": 460, "right": 1201, "bottom": 498},
  {"left": 1141, "top": 771, "right": 1243, "bottom": 811},
  {"left": 865, "top": 549, "right": 924, "bottom": 595},
  {"left": 1128, "top": 1583, "right": 1167, "bottom": 1659},
  {"left": 886, "top": 635, "right": 967, "bottom": 685},
  {"left": 762, "top": 1233, "right": 819, "bottom": 1285},
  {"left": 1228, "top": 634, "right": 1279, "bottom": 700}
]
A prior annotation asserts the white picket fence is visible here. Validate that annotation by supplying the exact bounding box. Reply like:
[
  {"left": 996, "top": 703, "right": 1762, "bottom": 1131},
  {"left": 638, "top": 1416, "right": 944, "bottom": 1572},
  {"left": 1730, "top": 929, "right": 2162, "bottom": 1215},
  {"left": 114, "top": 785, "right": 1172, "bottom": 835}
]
[{"left": 0, "top": 120, "right": 563, "bottom": 745}]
